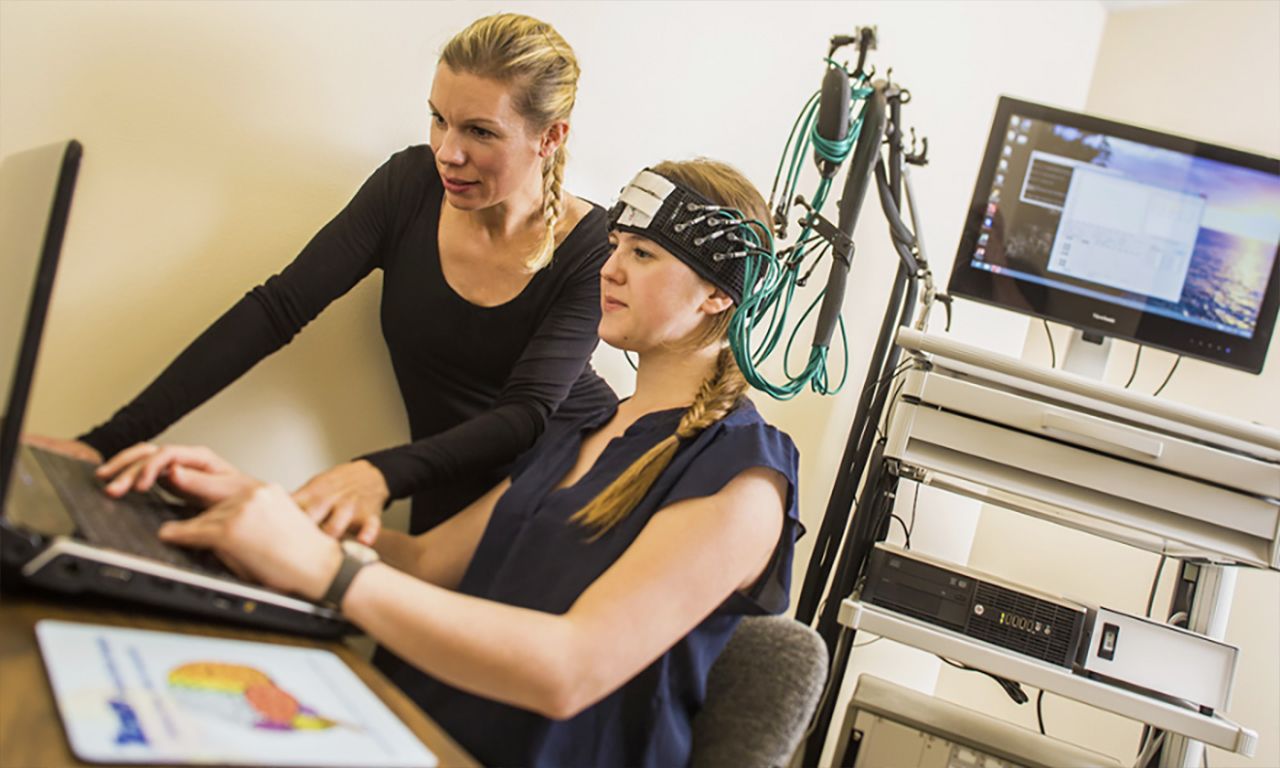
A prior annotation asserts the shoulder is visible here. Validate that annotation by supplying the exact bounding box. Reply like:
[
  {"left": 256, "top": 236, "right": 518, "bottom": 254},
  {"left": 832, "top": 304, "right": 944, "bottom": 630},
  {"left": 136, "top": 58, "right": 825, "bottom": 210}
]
[
  {"left": 373, "top": 145, "right": 442, "bottom": 194},
  {"left": 552, "top": 199, "right": 611, "bottom": 272},
  {"left": 560, "top": 195, "right": 595, "bottom": 233},
  {"left": 658, "top": 399, "right": 799, "bottom": 516},
  {"left": 700, "top": 400, "right": 799, "bottom": 471}
]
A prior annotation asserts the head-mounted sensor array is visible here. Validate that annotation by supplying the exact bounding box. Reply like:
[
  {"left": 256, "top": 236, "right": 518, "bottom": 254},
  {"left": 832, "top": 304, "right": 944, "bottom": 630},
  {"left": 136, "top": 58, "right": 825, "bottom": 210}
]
[{"left": 608, "top": 170, "right": 772, "bottom": 305}]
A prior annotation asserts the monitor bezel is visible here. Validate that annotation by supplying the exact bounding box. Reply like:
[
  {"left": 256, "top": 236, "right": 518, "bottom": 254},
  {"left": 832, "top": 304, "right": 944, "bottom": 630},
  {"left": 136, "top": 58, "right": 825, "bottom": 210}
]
[
  {"left": 0, "top": 140, "right": 82, "bottom": 508},
  {"left": 947, "top": 96, "right": 1280, "bottom": 374}
]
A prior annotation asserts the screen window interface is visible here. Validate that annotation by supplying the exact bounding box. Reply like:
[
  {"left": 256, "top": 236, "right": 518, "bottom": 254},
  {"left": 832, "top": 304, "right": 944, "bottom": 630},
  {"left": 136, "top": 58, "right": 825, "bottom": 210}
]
[{"left": 971, "top": 115, "right": 1280, "bottom": 341}]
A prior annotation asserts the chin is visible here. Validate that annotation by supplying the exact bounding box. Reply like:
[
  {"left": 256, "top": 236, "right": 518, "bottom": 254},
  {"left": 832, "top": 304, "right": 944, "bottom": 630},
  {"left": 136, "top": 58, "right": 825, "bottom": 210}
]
[
  {"left": 598, "top": 327, "right": 625, "bottom": 349},
  {"left": 443, "top": 190, "right": 486, "bottom": 210},
  {"left": 598, "top": 325, "right": 639, "bottom": 354}
]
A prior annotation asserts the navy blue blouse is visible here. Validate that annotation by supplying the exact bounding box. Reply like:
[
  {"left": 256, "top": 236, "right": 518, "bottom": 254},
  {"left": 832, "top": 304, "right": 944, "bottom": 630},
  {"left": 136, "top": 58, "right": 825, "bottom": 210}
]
[{"left": 378, "top": 398, "right": 801, "bottom": 767}]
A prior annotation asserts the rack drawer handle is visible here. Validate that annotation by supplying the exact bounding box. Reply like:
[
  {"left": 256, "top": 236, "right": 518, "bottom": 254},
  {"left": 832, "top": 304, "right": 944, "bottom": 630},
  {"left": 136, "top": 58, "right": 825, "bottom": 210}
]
[{"left": 1040, "top": 412, "right": 1166, "bottom": 459}]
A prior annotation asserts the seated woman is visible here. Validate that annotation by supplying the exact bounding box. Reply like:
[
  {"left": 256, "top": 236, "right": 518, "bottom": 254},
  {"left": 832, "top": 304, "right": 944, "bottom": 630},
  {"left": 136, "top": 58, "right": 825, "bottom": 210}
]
[{"left": 117, "top": 159, "right": 802, "bottom": 767}]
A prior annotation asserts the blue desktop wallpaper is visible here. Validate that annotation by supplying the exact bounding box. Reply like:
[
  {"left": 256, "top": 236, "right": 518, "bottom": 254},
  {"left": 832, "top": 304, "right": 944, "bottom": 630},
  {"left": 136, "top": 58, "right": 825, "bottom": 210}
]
[{"left": 1050, "top": 125, "right": 1279, "bottom": 337}]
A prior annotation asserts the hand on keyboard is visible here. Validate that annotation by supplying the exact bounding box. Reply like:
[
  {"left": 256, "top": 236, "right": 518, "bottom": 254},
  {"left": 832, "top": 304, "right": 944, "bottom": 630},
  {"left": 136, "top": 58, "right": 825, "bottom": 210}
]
[
  {"left": 158, "top": 483, "right": 343, "bottom": 602},
  {"left": 97, "top": 443, "right": 260, "bottom": 508},
  {"left": 293, "top": 460, "right": 390, "bottom": 546}
]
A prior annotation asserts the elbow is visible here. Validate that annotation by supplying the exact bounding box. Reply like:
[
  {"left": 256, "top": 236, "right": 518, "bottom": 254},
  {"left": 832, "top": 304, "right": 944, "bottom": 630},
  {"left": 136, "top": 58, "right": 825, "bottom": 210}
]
[
  {"left": 536, "top": 679, "right": 595, "bottom": 722},
  {"left": 494, "top": 398, "right": 552, "bottom": 448},
  {"left": 523, "top": 635, "right": 601, "bottom": 721}
]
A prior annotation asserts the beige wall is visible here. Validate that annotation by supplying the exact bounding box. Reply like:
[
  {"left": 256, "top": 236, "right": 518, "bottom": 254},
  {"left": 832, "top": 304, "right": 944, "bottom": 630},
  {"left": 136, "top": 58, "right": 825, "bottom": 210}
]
[
  {"left": 0, "top": 0, "right": 1104, "bottom": 541},
  {"left": 1, "top": 0, "right": 1105, "bottom": 608},
  {"left": 935, "top": 2, "right": 1280, "bottom": 766}
]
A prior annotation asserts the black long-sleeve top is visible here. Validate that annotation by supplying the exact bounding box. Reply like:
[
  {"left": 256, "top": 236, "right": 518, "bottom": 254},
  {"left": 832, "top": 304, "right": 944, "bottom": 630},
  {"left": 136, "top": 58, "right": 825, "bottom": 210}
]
[{"left": 80, "top": 146, "right": 617, "bottom": 531}]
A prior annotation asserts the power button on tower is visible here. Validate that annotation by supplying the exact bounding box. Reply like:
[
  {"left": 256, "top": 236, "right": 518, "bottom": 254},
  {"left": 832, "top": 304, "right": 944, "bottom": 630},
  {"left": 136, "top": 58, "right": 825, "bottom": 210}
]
[{"left": 1098, "top": 623, "right": 1119, "bottom": 661}]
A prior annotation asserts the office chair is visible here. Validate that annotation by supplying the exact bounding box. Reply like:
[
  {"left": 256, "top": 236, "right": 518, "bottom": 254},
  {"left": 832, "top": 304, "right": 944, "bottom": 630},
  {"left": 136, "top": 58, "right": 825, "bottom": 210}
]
[{"left": 690, "top": 615, "right": 829, "bottom": 768}]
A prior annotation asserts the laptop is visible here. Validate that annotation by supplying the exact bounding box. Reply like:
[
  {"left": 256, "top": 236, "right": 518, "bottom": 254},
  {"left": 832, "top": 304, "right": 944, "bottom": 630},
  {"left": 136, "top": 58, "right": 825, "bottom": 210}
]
[{"left": 0, "top": 140, "right": 346, "bottom": 637}]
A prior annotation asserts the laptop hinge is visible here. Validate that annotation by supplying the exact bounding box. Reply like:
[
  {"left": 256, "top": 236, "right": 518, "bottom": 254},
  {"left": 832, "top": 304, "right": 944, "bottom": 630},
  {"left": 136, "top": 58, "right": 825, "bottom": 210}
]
[{"left": 0, "top": 517, "right": 48, "bottom": 568}]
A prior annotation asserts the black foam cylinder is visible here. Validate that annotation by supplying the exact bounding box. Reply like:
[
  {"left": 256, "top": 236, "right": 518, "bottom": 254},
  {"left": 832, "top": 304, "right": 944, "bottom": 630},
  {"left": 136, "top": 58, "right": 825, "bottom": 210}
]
[
  {"left": 810, "top": 85, "right": 888, "bottom": 350},
  {"left": 814, "top": 66, "right": 851, "bottom": 179}
]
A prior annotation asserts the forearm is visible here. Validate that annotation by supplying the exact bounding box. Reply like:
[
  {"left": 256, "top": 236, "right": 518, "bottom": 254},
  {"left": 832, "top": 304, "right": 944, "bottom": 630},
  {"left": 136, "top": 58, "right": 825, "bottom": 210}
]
[
  {"left": 83, "top": 161, "right": 388, "bottom": 458},
  {"left": 80, "top": 295, "right": 287, "bottom": 457},
  {"left": 343, "top": 563, "right": 582, "bottom": 718},
  {"left": 371, "top": 478, "right": 505, "bottom": 588},
  {"left": 370, "top": 530, "right": 421, "bottom": 575},
  {"left": 362, "top": 403, "right": 543, "bottom": 500}
]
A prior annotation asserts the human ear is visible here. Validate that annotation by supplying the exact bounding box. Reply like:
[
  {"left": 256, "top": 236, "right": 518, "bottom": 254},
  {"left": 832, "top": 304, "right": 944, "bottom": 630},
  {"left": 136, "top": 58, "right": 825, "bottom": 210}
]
[
  {"left": 539, "top": 121, "right": 569, "bottom": 158},
  {"left": 700, "top": 288, "right": 734, "bottom": 317}
]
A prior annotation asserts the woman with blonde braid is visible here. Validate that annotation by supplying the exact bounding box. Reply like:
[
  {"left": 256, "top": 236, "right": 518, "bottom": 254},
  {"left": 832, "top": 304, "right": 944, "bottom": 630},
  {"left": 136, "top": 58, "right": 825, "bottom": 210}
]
[
  {"left": 39, "top": 13, "right": 616, "bottom": 540},
  {"left": 117, "top": 159, "right": 802, "bottom": 767}
]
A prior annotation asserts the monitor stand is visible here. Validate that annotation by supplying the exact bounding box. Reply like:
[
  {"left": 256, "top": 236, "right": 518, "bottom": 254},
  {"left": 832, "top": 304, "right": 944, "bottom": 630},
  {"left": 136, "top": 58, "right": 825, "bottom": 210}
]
[
  {"left": 1022, "top": 322, "right": 1240, "bottom": 768},
  {"left": 1061, "top": 329, "right": 1112, "bottom": 380}
]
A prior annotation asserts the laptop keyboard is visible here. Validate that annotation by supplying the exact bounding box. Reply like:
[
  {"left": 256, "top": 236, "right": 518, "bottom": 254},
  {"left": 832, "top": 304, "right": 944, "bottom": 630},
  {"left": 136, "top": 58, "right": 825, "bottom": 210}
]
[{"left": 30, "top": 446, "right": 233, "bottom": 578}]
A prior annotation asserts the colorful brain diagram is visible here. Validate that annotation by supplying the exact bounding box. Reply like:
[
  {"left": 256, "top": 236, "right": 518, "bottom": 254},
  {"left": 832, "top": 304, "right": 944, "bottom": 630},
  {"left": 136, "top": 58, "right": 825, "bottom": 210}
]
[{"left": 168, "top": 662, "right": 338, "bottom": 732}]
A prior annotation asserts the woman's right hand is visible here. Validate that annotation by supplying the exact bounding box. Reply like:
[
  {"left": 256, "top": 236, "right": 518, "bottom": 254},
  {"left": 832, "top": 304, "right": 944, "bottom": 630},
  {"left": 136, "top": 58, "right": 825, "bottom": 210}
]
[
  {"left": 23, "top": 434, "right": 103, "bottom": 464},
  {"left": 96, "top": 443, "right": 260, "bottom": 509}
]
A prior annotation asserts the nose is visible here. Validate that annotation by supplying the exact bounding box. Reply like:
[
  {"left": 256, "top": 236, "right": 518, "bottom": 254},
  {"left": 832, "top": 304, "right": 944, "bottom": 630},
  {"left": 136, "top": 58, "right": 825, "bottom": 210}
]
[
  {"left": 434, "top": 127, "right": 465, "bottom": 166},
  {"left": 600, "top": 245, "right": 625, "bottom": 284}
]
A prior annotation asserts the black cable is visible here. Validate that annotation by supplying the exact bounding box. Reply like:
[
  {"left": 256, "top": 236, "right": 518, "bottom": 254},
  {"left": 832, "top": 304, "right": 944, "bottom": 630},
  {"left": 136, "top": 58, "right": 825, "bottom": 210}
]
[
  {"left": 1146, "top": 554, "right": 1167, "bottom": 618},
  {"left": 1125, "top": 345, "right": 1143, "bottom": 389},
  {"left": 1153, "top": 355, "right": 1181, "bottom": 396},
  {"left": 938, "top": 657, "right": 1028, "bottom": 704},
  {"left": 1043, "top": 319, "right": 1056, "bottom": 369},
  {"left": 1036, "top": 689, "right": 1046, "bottom": 735},
  {"left": 877, "top": 377, "right": 908, "bottom": 441},
  {"left": 889, "top": 513, "right": 911, "bottom": 549},
  {"left": 907, "top": 481, "right": 920, "bottom": 542}
]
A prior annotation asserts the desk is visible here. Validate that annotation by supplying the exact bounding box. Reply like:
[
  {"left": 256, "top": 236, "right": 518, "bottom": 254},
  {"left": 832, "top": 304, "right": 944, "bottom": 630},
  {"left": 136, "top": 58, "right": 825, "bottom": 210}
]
[{"left": 0, "top": 591, "right": 479, "bottom": 768}]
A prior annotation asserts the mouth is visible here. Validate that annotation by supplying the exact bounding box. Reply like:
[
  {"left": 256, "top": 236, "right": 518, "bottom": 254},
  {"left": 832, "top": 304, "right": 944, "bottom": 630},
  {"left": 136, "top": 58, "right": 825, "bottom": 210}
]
[
  {"left": 602, "top": 295, "right": 628, "bottom": 312},
  {"left": 441, "top": 173, "right": 479, "bottom": 193}
]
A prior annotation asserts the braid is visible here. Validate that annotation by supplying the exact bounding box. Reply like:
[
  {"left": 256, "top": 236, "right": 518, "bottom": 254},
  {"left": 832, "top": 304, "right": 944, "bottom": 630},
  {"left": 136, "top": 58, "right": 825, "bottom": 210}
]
[
  {"left": 528, "top": 144, "right": 566, "bottom": 272},
  {"left": 676, "top": 347, "right": 748, "bottom": 439},
  {"left": 571, "top": 347, "right": 749, "bottom": 538}
]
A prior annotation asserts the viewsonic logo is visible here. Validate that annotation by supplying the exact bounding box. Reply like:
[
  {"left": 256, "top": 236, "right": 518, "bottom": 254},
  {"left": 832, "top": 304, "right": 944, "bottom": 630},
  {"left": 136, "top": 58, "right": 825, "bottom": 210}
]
[{"left": 1091, "top": 312, "right": 1117, "bottom": 324}]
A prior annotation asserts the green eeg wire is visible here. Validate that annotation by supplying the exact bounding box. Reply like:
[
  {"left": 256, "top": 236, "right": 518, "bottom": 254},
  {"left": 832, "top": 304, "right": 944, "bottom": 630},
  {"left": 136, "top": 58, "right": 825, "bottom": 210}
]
[{"left": 729, "top": 60, "right": 871, "bottom": 399}]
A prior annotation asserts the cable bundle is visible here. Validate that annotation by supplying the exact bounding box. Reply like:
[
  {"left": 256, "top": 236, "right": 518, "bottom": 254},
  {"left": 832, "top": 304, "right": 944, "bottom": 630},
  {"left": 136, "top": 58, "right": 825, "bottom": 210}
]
[{"left": 729, "top": 61, "right": 875, "bottom": 400}]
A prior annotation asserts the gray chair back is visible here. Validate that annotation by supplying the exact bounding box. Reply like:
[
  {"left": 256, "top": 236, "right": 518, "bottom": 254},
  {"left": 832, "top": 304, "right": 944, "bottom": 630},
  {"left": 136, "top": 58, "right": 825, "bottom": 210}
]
[{"left": 690, "top": 615, "right": 829, "bottom": 768}]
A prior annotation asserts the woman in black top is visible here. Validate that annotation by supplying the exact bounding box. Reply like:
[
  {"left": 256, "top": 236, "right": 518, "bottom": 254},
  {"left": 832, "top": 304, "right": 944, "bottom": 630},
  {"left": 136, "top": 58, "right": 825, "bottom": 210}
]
[{"left": 37, "top": 13, "right": 616, "bottom": 536}]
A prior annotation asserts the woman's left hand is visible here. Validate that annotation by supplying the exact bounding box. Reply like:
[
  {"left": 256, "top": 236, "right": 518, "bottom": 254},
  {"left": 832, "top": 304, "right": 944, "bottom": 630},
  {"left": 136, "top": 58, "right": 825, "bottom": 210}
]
[
  {"left": 292, "top": 461, "right": 390, "bottom": 545},
  {"left": 158, "top": 483, "right": 341, "bottom": 602}
]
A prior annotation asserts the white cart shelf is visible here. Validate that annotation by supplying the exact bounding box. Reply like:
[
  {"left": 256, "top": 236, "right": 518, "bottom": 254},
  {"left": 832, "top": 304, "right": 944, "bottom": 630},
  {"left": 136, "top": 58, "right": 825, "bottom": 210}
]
[{"left": 839, "top": 599, "right": 1258, "bottom": 756}]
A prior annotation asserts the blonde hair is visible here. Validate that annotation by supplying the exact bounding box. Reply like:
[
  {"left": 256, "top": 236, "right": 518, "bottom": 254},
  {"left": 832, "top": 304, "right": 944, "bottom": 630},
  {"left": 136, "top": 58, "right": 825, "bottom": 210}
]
[
  {"left": 441, "top": 13, "right": 579, "bottom": 272},
  {"left": 571, "top": 159, "right": 771, "bottom": 537}
]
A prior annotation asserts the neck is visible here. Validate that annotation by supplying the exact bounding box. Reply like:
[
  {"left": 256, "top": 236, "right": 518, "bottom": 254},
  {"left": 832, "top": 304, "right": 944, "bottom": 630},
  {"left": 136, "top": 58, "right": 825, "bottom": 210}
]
[
  {"left": 624, "top": 343, "right": 721, "bottom": 418},
  {"left": 458, "top": 163, "right": 548, "bottom": 241}
]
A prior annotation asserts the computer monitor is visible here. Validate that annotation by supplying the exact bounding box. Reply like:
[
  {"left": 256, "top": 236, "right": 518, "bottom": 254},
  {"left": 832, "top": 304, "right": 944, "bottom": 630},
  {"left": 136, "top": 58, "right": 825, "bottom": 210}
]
[{"left": 948, "top": 97, "right": 1280, "bottom": 374}]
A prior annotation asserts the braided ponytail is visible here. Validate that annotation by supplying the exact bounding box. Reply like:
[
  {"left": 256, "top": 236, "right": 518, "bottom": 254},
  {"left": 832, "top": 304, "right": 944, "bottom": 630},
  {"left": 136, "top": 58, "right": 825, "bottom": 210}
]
[
  {"left": 571, "top": 347, "right": 748, "bottom": 538},
  {"left": 531, "top": 144, "right": 567, "bottom": 272}
]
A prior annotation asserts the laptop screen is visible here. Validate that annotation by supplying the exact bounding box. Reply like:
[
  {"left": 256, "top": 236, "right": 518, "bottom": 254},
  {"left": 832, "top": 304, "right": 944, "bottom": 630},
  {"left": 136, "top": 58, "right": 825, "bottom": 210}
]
[{"left": 0, "top": 140, "right": 82, "bottom": 508}]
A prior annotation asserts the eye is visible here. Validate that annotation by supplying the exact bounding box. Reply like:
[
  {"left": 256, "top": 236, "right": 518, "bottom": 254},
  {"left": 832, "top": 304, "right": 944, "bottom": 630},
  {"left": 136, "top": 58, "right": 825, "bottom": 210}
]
[
  {"left": 632, "top": 246, "right": 655, "bottom": 261},
  {"left": 470, "top": 126, "right": 496, "bottom": 139},
  {"left": 430, "top": 112, "right": 445, "bottom": 127}
]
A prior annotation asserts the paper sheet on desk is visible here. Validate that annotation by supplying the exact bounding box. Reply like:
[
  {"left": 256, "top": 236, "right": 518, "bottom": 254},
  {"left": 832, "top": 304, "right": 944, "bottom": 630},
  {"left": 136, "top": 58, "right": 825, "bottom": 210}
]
[{"left": 35, "top": 620, "right": 437, "bottom": 767}]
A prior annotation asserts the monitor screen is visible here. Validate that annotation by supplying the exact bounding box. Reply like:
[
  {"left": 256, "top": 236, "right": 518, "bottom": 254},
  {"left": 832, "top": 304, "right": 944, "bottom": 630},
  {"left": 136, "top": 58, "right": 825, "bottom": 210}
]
[{"left": 948, "top": 97, "right": 1280, "bottom": 373}]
